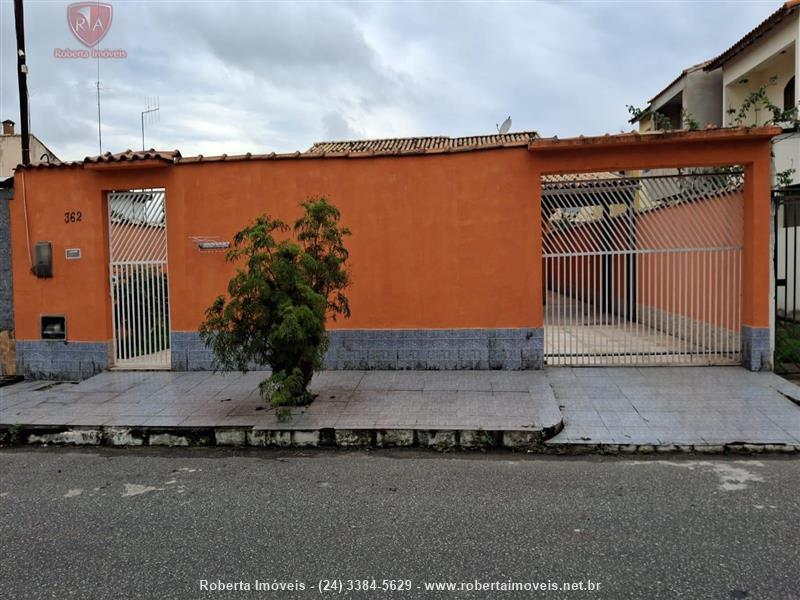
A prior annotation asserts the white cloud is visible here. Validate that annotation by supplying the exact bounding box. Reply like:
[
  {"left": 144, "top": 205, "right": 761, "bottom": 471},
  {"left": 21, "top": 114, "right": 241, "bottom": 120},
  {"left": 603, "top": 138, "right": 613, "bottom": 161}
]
[{"left": 0, "top": 0, "right": 779, "bottom": 161}]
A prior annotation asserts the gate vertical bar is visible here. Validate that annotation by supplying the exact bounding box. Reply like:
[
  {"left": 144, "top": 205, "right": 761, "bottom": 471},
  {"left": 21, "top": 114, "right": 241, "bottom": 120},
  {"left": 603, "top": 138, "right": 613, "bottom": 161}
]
[{"left": 108, "top": 190, "right": 170, "bottom": 369}]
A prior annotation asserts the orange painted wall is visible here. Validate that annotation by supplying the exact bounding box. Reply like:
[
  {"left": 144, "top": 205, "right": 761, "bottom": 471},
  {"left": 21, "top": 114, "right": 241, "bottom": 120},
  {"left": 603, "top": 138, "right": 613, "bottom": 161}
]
[
  {"left": 170, "top": 150, "right": 541, "bottom": 331},
  {"left": 9, "top": 131, "right": 776, "bottom": 350},
  {"left": 10, "top": 165, "right": 176, "bottom": 342},
  {"left": 10, "top": 149, "right": 541, "bottom": 344}
]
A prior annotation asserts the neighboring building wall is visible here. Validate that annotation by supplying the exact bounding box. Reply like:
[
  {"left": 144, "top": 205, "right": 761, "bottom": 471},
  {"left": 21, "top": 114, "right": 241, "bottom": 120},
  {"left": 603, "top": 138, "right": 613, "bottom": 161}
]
[
  {"left": 0, "top": 186, "right": 14, "bottom": 375},
  {"left": 0, "top": 135, "right": 23, "bottom": 178},
  {"left": 724, "top": 50, "right": 796, "bottom": 125},
  {"left": 0, "top": 135, "right": 59, "bottom": 179},
  {"left": 773, "top": 134, "right": 800, "bottom": 179},
  {"left": 29, "top": 137, "right": 57, "bottom": 166},
  {"left": 633, "top": 67, "right": 723, "bottom": 183},
  {"left": 713, "top": 11, "right": 800, "bottom": 347},
  {"left": 637, "top": 66, "right": 723, "bottom": 134},
  {"left": 721, "top": 13, "right": 799, "bottom": 183},
  {"left": 683, "top": 68, "right": 724, "bottom": 128}
]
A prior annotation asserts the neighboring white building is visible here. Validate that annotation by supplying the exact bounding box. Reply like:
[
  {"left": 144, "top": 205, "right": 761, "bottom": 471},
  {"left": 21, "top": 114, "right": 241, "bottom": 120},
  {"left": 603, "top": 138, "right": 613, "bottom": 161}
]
[
  {"left": 631, "top": 2, "right": 800, "bottom": 185},
  {"left": 704, "top": 1, "right": 800, "bottom": 323},
  {"left": 705, "top": 0, "right": 800, "bottom": 185},
  {"left": 629, "top": 4, "right": 800, "bottom": 323},
  {"left": 0, "top": 119, "right": 59, "bottom": 180},
  {"left": 632, "top": 61, "right": 724, "bottom": 132}
]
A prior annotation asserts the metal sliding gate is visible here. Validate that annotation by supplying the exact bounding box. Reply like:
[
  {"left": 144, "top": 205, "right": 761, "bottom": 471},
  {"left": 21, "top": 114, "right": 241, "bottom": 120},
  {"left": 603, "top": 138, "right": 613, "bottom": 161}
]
[
  {"left": 108, "top": 189, "right": 170, "bottom": 369},
  {"left": 542, "top": 171, "right": 744, "bottom": 366}
]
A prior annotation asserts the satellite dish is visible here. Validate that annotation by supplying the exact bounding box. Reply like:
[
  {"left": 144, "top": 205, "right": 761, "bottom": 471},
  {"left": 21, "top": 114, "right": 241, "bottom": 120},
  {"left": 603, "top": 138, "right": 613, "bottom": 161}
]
[{"left": 496, "top": 116, "right": 512, "bottom": 134}]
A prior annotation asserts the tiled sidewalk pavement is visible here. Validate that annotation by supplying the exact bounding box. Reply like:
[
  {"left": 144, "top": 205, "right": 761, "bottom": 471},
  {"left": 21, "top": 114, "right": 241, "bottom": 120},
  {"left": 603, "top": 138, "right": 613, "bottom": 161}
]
[
  {"left": 3, "top": 366, "right": 800, "bottom": 448},
  {"left": 546, "top": 366, "right": 800, "bottom": 446},
  {"left": 0, "top": 370, "right": 562, "bottom": 432}
]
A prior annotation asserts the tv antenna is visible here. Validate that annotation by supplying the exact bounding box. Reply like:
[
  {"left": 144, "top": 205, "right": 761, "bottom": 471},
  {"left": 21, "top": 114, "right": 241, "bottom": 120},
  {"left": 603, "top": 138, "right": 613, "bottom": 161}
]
[
  {"left": 96, "top": 56, "right": 102, "bottom": 154},
  {"left": 84, "top": 73, "right": 108, "bottom": 154},
  {"left": 141, "top": 97, "right": 160, "bottom": 150},
  {"left": 496, "top": 116, "right": 512, "bottom": 135}
]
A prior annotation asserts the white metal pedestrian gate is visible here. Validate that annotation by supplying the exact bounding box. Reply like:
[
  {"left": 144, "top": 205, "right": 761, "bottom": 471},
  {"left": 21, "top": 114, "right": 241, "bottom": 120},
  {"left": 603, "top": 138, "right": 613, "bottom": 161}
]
[
  {"left": 542, "top": 171, "right": 744, "bottom": 366},
  {"left": 108, "top": 189, "right": 170, "bottom": 369}
]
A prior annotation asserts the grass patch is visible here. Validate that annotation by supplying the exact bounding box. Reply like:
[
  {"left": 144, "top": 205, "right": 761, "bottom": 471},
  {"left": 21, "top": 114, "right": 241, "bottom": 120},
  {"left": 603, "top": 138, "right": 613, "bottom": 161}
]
[{"left": 775, "top": 323, "right": 800, "bottom": 372}]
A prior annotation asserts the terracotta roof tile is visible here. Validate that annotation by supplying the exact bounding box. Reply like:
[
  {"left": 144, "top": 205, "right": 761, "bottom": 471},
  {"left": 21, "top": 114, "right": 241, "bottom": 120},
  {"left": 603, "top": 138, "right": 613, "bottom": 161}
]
[
  {"left": 15, "top": 127, "right": 781, "bottom": 172},
  {"left": 18, "top": 148, "right": 181, "bottom": 170},
  {"left": 306, "top": 131, "right": 539, "bottom": 155},
  {"left": 84, "top": 149, "right": 181, "bottom": 164},
  {"left": 542, "top": 172, "right": 624, "bottom": 187},
  {"left": 529, "top": 126, "right": 781, "bottom": 151},
  {"left": 17, "top": 134, "right": 539, "bottom": 171},
  {"left": 705, "top": 1, "right": 799, "bottom": 71}
]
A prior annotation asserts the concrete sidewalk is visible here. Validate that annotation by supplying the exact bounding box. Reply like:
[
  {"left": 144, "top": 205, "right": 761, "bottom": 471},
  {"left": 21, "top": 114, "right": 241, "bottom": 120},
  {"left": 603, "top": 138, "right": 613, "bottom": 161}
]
[
  {"left": 0, "top": 370, "right": 563, "bottom": 450},
  {"left": 1, "top": 367, "right": 800, "bottom": 452},
  {"left": 547, "top": 367, "right": 800, "bottom": 450}
]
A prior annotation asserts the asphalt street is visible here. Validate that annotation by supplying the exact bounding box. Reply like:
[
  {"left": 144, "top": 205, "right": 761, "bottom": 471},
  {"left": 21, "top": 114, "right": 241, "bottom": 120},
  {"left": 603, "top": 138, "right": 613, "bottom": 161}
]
[{"left": 0, "top": 448, "right": 798, "bottom": 600}]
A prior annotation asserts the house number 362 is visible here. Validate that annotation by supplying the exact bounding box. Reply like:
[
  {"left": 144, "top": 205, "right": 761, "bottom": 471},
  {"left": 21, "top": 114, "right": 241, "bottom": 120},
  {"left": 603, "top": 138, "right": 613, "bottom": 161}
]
[{"left": 64, "top": 211, "right": 82, "bottom": 223}]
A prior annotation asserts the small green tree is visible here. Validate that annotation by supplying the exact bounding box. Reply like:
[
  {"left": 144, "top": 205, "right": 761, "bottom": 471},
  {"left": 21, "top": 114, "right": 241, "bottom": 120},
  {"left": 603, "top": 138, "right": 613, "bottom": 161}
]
[{"left": 199, "top": 198, "right": 351, "bottom": 407}]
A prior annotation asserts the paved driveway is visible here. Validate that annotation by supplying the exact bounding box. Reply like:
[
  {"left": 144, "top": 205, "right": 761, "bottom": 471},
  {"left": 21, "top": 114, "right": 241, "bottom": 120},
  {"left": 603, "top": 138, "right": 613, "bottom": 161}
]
[{"left": 548, "top": 366, "right": 800, "bottom": 446}]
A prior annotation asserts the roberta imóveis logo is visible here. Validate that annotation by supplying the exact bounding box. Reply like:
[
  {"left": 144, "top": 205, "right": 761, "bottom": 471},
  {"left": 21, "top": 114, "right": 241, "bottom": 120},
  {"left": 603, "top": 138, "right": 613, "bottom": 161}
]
[{"left": 54, "top": 2, "right": 127, "bottom": 59}]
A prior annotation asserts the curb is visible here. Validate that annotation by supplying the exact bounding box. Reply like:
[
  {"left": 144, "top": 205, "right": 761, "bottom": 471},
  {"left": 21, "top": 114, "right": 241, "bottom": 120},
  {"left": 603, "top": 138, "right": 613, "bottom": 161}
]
[
  {"left": 0, "top": 423, "right": 559, "bottom": 452},
  {"left": 2, "top": 423, "right": 799, "bottom": 454},
  {"left": 543, "top": 442, "right": 800, "bottom": 455}
]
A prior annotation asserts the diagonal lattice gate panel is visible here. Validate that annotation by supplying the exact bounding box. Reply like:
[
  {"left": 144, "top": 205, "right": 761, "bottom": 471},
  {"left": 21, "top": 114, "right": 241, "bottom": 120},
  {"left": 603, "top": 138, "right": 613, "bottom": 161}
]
[
  {"left": 108, "top": 190, "right": 171, "bottom": 369},
  {"left": 542, "top": 171, "right": 744, "bottom": 366}
]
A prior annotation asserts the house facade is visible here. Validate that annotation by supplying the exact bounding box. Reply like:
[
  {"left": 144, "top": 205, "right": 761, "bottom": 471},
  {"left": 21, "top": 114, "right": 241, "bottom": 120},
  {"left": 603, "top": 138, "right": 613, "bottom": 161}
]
[
  {"left": 705, "top": 0, "right": 800, "bottom": 185},
  {"left": 6, "top": 128, "right": 777, "bottom": 380},
  {"left": 632, "top": 2, "right": 800, "bottom": 185},
  {"left": 701, "top": 1, "right": 800, "bottom": 322}
]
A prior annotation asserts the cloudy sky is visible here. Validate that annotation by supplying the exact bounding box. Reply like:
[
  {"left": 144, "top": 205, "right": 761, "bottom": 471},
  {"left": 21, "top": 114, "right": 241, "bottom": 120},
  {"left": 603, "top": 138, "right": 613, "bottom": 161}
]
[{"left": 0, "top": 0, "right": 780, "bottom": 161}]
